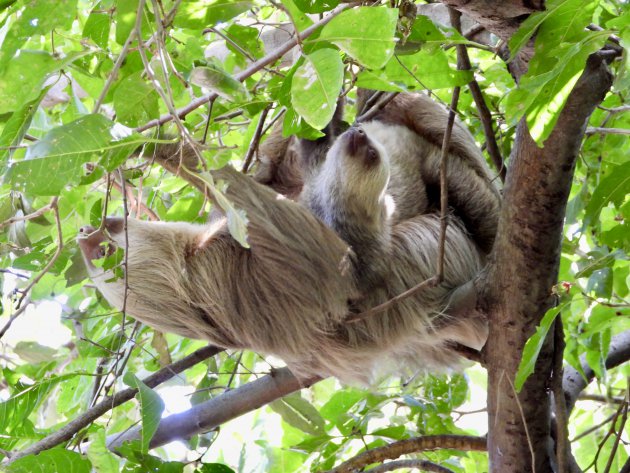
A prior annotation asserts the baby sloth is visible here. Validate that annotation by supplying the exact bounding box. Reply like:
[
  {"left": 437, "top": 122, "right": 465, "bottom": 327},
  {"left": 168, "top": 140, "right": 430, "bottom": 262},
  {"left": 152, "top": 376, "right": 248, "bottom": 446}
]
[{"left": 301, "top": 126, "right": 488, "bottom": 364}]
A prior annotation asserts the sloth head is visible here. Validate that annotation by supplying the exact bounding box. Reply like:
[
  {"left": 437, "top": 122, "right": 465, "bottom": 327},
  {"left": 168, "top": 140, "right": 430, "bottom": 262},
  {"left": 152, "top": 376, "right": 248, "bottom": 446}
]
[{"left": 312, "top": 126, "right": 390, "bottom": 225}]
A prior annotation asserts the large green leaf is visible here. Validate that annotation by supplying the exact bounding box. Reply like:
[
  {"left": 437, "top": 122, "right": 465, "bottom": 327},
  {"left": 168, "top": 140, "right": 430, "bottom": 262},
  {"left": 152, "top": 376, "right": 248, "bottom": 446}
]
[
  {"left": 7, "top": 448, "right": 91, "bottom": 473},
  {"left": 190, "top": 65, "right": 250, "bottom": 102},
  {"left": 0, "top": 87, "right": 49, "bottom": 165},
  {"left": 509, "top": 0, "right": 596, "bottom": 60},
  {"left": 6, "top": 115, "right": 114, "bottom": 196},
  {"left": 0, "top": 374, "right": 77, "bottom": 436},
  {"left": 87, "top": 428, "right": 120, "bottom": 473},
  {"left": 318, "top": 6, "right": 398, "bottom": 69},
  {"left": 356, "top": 49, "right": 472, "bottom": 91},
  {"left": 0, "top": 0, "right": 77, "bottom": 68},
  {"left": 291, "top": 48, "right": 343, "bottom": 130},
  {"left": 270, "top": 393, "right": 326, "bottom": 436},
  {"left": 174, "top": 0, "right": 253, "bottom": 29},
  {"left": 82, "top": 3, "right": 112, "bottom": 49},
  {"left": 515, "top": 306, "right": 564, "bottom": 391},
  {"left": 293, "top": 0, "right": 339, "bottom": 14},
  {"left": 506, "top": 31, "right": 608, "bottom": 144},
  {"left": 113, "top": 72, "right": 159, "bottom": 127},
  {"left": 123, "top": 373, "right": 165, "bottom": 452},
  {"left": 584, "top": 161, "right": 630, "bottom": 227}
]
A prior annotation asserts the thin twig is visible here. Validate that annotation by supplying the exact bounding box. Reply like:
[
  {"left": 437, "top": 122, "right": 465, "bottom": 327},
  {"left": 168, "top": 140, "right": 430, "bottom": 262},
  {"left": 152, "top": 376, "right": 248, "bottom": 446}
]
[
  {"left": 571, "top": 412, "right": 617, "bottom": 442},
  {"left": 449, "top": 9, "right": 506, "bottom": 182},
  {"left": 241, "top": 105, "right": 271, "bottom": 173},
  {"left": 365, "top": 459, "right": 454, "bottom": 473},
  {"left": 346, "top": 276, "right": 438, "bottom": 323},
  {"left": 437, "top": 87, "right": 459, "bottom": 281},
  {"left": 93, "top": 28, "right": 136, "bottom": 114},
  {"left": 578, "top": 394, "right": 626, "bottom": 405},
  {"left": 135, "top": 2, "right": 360, "bottom": 133},
  {"left": 355, "top": 92, "right": 399, "bottom": 123},
  {"left": 324, "top": 435, "right": 486, "bottom": 473},
  {"left": 7, "top": 345, "right": 223, "bottom": 463},
  {"left": 552, "top": 317, "right": 568, "bottom": 473},
  {"left": 0, "top": 197, "right": 62, "bottom": 340},
  {"left": 586, "top": 127, "right": 630, "bottom": 135},
  {"left": 598, "top": 104, "right": 630, "bottom": 114},
  {"left": 603, "top": 390, "right": 628, "bottom": 473},
  {"left": 0, "top": 199, "right": 55, "bottom": 230},
  {"left": 505, "top": 372, "right": 536, "bottom": 473}
]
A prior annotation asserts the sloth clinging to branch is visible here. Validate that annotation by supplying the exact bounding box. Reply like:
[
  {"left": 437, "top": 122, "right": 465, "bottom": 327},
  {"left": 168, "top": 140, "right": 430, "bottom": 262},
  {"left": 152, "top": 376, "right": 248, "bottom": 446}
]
[{"left": 78, "top": 90, "right": 500, "bottom": 382}]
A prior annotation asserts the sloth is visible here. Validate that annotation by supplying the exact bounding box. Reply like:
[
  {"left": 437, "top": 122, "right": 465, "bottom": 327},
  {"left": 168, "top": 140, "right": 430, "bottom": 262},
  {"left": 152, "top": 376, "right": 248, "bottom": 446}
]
[
  {"left": 299, "top": 125, "right": 488, "bottom": 355},
  {"left": 78, "top": 137, "right": 486, "bottom": 383}
]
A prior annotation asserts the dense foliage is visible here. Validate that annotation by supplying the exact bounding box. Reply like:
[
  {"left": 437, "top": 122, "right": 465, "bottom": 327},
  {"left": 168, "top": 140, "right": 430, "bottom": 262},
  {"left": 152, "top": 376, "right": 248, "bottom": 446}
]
[{"left": 0, "top": 0, "right": 628, "bottom": 472}]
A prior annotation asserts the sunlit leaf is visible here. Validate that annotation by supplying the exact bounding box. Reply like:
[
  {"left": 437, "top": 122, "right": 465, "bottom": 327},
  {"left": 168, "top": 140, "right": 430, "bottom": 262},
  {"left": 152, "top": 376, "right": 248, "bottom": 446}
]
[
  {"left": 123, "top": 373, "right": 165, "bottom": 452},
  {"left": 318, "top": 6, "right": 398, "bottom": 69},
  {"left": 291, "top": 48, "right": 343, "bottom": 129}
]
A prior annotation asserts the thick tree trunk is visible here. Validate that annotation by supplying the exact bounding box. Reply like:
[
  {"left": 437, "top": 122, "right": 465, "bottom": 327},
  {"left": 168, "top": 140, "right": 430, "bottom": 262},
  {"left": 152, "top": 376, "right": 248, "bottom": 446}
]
[{"left": 481, "top": 54, "right": 612, "bottom": 472}]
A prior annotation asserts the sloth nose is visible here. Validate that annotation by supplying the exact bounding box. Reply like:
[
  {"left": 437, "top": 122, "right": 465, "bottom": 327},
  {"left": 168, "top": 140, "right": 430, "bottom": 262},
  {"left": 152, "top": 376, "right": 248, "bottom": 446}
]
[{"left": 79, "top": 225, "right": 95, "bottom": 234}]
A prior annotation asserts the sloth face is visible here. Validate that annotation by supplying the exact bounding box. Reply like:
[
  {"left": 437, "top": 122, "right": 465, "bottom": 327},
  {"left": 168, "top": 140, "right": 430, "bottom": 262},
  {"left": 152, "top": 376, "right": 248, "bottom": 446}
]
[{"left": 326, "top": 126, "right": 390, "bottom": 200}]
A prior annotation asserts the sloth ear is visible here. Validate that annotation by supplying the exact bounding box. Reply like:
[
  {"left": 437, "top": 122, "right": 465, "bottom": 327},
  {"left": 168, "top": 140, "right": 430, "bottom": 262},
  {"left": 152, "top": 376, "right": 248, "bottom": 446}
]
[{"left": 104, "top": 217, "right": 125, "bottom": 235}]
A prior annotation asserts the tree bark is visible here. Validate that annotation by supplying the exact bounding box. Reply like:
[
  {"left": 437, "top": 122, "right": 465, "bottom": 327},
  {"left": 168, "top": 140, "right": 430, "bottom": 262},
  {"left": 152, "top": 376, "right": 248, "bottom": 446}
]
[{"left": 482, "top": 53, "right": 612, "bottom": 473}]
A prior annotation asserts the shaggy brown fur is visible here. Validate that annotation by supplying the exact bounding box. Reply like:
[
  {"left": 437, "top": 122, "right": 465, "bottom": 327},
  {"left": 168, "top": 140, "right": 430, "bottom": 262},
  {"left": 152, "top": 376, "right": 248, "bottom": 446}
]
[{"left": 79, "top": 142, "right": 485, "bottom": 382}]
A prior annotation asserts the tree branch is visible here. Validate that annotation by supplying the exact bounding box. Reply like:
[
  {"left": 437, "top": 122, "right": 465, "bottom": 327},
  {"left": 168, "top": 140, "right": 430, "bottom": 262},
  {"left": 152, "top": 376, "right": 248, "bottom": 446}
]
[
  {"left": 325, "top": 435, "right": 486, "bottom": 473},
  {"left": 7, "top": 345, "right": 222, "bottom": 464},
  {"left": 563, "top": 329, "right": 630, "bottom": 414},
  {"left": 365, "top": 459, "right": 455, "bottom": 473},
  {"left": 483, "top": 52, "right": 613, "bottom": 473},
  {"left": 449, "top": 8, "right": 506, "bottom": 182},
  {"left": 106, "top": 367, "right": 320, "bottom": 451}
]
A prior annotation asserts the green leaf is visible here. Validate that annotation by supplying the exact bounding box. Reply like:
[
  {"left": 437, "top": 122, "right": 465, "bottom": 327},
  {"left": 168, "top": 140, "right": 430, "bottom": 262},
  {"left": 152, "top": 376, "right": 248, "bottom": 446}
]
[
  {"left": 0, "top": 374, "right": 76, "bottom": 436},
  {"left": 270, "top": 393, "right": 326, "bottom": 436},
  {"left": 293, "top": 0, "right": 339, "bottom": 14},
  {"left": 123, "top": 373, "right": 165, "bottom": 452},
  {"left": 113, "top": 72, "right": 159, "bottom": 127},
  {"left": 13, "top": 341, "right": 58, "bottom": 364},
  {"left": 175, "top": 0, "right": 253, "bottom": 29},
  {"left": 87, "top": 428, "right": 120, "bottom": 473},
  {"left": 505, "top": 31, "right": 608, "bottom": 144},
  {"left": 0, "top": 87, "right": 49, "bottom": 165},
  {"left": 7, "top": 448, "right": 91, "bottom": 473},
  {"left": 0, "top": 51, "right": 57, "bottom": 114},
  {"left": 515, "top": 306, "right": 563, "bottom": 391},
  {"left": 357, "top": 49, "right": 472, "bottom": 91},
  {"left": 280, "top": 0, "right": 314, "bottom": 31},
  {"left": 0, "top": 0, "right": 78, "bottom": 68},
  {"left": 196, "top": 169, "right": 250, "bottom": 248},
  {"left": 195, "top": 464, "right": 236, "bottom": 473},
  {"left": 584, "top": 161, "right": 630, "bottom": 227},
  {"left": 115, "top": 0, "right": 139, "bottom": 45},
  {"left": 190, "top": 65, "right": 250, "bottom": 102},
  {"left": 83, "top": 3, "right": 112, "bottom": 49},
  {"left": 206, "top": 0, "right": 253, "bottom": 24},
  {"left": 318, "top": 6, "right": 398, "bottom": 69},
  {"left": 319, "top": 388, "right": 364, "bottom": 423},
  {"left": 291, "top": 48, "right": 343, "bottom": 130},
  {"left": 508, "top": 0, "right": 595, "bottom": 60},
  {"left": 6, "top": 114, "right": 113, "bottom": 196}
]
